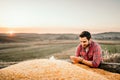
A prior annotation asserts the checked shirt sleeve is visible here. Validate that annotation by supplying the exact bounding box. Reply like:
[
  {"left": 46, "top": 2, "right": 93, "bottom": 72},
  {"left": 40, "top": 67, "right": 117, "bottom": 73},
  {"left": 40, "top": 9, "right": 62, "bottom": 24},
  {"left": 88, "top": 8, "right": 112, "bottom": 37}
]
[
  {"left": 92, "top": 44, "right": 102, "bottom": 68},
  {"left": 75, "top": 44, "right": 81, "bottom": 57}
]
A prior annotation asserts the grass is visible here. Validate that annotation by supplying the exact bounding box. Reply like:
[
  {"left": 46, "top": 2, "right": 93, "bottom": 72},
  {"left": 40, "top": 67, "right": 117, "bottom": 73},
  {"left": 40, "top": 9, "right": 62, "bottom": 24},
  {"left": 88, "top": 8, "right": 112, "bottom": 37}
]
[
  {"left": 0, "top": 40, "right": 78, "bottom": 62},
  {"left": 0, "top": 39, "right": 120, "bottom": 71},
  {"left": 0, "top": 40, "right": 120, "bottom": 63},
  {"left": 101, "top": 44, "right": 120, "bottom": 54}
]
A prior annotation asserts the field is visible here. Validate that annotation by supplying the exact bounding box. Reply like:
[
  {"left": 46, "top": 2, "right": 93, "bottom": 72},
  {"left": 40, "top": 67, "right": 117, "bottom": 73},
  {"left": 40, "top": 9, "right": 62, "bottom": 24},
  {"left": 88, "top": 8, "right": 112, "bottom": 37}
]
[
  {"left": 0, "top": 39, "right": 120, "bottom": 62},
  {"left": 0, "top": 33, "right": 120, "bottom": 74},
  {"left": 0, "top": 33, "right": 120, "bottom": 80},
  {"left": 0, "top": 40, "right": 78, "bottom": 62}
]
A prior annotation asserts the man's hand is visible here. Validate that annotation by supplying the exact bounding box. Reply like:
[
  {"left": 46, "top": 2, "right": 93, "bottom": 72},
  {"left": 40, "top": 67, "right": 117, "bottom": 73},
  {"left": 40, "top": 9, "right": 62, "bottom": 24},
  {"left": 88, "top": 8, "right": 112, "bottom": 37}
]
[
  {"left": 70, "top": 56, "right": 83, "bottom": 63},
  {"left": 70, "top": 56, "right": 93, "bottom": 67}
]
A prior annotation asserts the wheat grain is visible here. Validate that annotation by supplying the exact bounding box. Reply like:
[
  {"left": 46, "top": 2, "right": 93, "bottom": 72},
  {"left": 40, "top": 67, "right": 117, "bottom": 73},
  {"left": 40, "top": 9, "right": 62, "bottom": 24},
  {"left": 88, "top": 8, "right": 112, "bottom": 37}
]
[{"left": 0, "top": 59, "right": 108, "bottom": 80}]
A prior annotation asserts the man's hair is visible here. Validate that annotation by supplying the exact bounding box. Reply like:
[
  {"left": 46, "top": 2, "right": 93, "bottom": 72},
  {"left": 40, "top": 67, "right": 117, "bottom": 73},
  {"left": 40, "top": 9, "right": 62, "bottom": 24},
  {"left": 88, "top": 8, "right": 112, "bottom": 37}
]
[{"left": 79, "top": 31, "right": 91, "bottom": 40}]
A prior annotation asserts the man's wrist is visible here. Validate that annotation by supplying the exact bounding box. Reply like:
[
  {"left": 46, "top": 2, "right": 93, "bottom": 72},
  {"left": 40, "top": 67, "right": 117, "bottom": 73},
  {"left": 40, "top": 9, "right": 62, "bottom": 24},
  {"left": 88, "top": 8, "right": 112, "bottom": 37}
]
[
  {"left": 78, "top": 57, "right": 84, "bottom": 63},
  {"left": 81, "top": 58, "right": 84, "bottom": 63}
]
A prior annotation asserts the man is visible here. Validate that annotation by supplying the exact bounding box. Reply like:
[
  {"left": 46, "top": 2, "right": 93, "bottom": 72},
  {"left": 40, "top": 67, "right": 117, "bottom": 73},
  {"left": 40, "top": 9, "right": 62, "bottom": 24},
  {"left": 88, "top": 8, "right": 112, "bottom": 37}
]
[{"left": 70, "top": 31, "right": 102, "bottom": 68}]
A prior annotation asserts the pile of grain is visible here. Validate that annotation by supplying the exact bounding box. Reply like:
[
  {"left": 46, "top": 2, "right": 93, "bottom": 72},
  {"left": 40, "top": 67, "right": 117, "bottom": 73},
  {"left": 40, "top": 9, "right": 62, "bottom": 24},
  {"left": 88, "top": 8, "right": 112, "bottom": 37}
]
[
  {"left": 0, "top": 59, "right": 108, "bottom": 80},
  {"left": 75, "top": 63, "right": 120, "bottom": 80}
]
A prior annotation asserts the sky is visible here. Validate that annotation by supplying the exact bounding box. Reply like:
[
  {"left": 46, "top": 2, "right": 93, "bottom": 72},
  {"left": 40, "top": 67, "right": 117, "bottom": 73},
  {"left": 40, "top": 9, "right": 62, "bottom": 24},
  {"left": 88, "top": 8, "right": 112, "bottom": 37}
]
[{"left": 0, "top": 0, "right": 120, "bottom": 34}]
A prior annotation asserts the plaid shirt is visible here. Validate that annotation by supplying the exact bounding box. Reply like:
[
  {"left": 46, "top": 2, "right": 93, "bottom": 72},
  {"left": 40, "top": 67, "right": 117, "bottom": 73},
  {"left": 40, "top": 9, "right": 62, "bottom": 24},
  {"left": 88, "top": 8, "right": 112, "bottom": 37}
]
[{"left": 75, "top": 41, "right": 102, "bottom": 67}]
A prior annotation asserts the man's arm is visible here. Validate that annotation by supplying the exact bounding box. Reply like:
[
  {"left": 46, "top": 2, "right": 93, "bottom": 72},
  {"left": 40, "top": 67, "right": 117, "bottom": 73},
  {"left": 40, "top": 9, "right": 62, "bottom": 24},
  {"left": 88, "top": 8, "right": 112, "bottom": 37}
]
[
  {"left": 70, "top": 56, "right": 93, "bottom": 67},
  {"left": 75, "top": 44, "right": 81, "bottom": 57},
  {"left": 81, "top": 58, "right": 93, "bottom": 67}
]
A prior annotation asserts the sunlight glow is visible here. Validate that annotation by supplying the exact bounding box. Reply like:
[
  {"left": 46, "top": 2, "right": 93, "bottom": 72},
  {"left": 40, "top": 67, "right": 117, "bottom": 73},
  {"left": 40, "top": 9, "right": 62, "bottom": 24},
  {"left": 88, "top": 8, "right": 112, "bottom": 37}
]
[{"left": 7, "top": 31, "right": 15, "bottom": 36}]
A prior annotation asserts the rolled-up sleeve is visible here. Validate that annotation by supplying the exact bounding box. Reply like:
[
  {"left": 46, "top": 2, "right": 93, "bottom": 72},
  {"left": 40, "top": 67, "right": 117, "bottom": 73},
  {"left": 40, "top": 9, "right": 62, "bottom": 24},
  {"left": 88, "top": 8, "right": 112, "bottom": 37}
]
[{"left": 92, "top": 44, "right": 102, "bottom": 68}]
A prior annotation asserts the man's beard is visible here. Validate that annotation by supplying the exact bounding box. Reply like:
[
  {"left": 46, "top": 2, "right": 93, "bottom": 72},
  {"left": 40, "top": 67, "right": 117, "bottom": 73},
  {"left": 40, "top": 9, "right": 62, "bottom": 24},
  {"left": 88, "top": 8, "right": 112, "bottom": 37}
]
[{"left": 83, "top": 43, "right": 90, "bottom": 49}]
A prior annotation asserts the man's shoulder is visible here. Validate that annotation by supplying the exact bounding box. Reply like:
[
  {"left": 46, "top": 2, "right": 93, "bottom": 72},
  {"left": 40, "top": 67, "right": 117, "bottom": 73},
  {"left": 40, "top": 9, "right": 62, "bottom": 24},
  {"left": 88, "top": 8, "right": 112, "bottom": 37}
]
[
  {"left": 91, "top": 40, "right": 101, "bottom": 47},
  {"left": 77, "top": 44, "right": 82, "bottom": 49}
]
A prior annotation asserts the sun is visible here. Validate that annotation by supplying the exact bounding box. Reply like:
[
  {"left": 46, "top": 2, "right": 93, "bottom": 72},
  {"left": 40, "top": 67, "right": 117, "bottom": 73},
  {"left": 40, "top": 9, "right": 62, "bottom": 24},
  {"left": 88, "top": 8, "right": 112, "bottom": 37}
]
[
  {"left": 9, "top": 31, "right": 14, "bottom": 34},
  {"left": 7, "top": 31, "right": 15, "bottom": 36}
]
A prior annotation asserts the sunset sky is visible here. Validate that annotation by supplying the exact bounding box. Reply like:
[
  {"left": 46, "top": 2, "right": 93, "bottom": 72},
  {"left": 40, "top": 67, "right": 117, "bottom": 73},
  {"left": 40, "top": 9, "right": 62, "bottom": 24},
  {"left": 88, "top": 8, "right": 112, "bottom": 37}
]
[{"left": 0, "top": 0, "right": 120, "bottom": 34}]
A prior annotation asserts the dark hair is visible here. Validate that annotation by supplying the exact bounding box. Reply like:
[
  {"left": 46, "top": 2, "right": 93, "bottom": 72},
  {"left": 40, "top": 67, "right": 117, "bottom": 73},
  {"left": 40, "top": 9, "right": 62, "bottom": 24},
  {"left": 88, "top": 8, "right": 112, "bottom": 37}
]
[{"left": 79, "top": 31, "right": 91, "bottom": 40}]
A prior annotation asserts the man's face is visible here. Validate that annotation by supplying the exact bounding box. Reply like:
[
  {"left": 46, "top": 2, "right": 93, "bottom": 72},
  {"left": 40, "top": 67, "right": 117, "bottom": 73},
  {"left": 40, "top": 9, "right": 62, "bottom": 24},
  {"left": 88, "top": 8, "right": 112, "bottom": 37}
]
[{"left": 79, "top": 37, "right": 90, "bottom": 48}]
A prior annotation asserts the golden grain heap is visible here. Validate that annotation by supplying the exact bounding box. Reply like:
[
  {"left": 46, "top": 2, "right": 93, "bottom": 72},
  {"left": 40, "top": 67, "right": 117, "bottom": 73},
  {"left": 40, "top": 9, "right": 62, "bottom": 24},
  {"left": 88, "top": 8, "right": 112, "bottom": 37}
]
[{"left": 0, "top": 59, "right": 108, "bottom": 80}]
